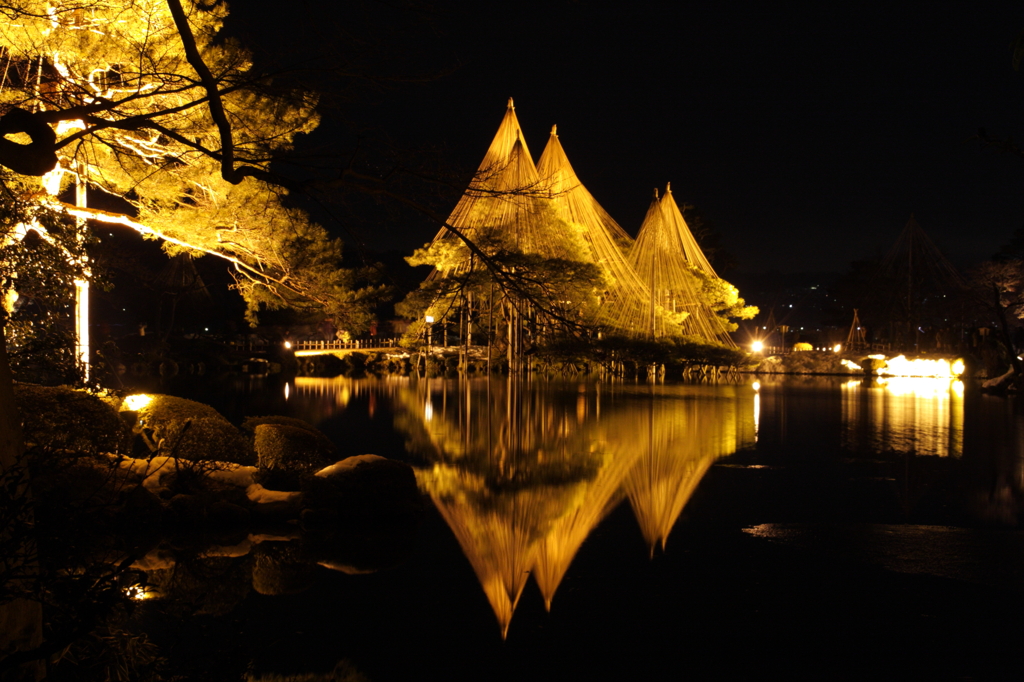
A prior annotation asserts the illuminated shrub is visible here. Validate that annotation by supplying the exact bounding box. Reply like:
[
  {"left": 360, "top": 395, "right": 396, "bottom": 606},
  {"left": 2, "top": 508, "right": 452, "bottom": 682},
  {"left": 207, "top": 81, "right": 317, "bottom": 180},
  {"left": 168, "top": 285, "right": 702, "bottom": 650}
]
[
  {"left": 14, "top": 384, "right": 128, "bottom": 455},
  {"left": 242, "top": 415, "right": 331, "bottom": 447},
  {"left": 252, "top": 423, "right": 334, "bottom": 491},
  {"left": 129, "top": 394, "right": 249, "bottom": 464}
]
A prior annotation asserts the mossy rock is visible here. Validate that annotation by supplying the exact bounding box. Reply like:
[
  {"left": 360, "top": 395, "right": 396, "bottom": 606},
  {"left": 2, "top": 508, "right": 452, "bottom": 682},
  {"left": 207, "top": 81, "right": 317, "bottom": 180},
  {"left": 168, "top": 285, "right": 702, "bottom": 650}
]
[
  {"left": 14, "top": 383, "right": 128, "bottom": 455},
  {"left": 129, "top": 395, "right": 249, "bottom": 464}
]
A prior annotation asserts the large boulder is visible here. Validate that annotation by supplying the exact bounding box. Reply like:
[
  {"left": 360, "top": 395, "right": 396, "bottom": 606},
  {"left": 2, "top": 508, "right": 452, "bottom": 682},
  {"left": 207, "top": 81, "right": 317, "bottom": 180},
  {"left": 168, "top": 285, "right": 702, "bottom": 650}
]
[{"left": 302, "top": 455, "right": 423, "bottom": 527}]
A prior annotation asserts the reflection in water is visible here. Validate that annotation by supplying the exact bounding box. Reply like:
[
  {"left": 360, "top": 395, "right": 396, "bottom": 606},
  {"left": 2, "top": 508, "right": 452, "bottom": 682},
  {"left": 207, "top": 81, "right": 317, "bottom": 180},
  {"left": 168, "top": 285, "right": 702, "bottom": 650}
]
[
  {"left": 841, "top": 378, "right": 964, "bottom": 457},
  {"left": 626, "top": 386, "right": 754, "bottom": 556},
  {"left": 394, "top": 378, "right": 756, "bottom": 636}
]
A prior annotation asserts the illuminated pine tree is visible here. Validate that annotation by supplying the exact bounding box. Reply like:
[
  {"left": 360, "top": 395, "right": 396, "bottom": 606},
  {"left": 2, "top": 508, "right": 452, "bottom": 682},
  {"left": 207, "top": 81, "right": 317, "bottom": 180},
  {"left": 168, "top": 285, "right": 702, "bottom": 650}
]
[{"left": 0, "top": 0, "right": 377, "bottom": 330}]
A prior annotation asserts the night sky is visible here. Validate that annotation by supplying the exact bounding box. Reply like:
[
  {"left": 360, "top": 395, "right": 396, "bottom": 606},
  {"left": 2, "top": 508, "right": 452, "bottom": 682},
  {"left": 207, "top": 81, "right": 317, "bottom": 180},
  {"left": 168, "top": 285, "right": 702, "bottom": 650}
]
[{"left": 231, "top": 1, "right": 1024, "bottom": 277}]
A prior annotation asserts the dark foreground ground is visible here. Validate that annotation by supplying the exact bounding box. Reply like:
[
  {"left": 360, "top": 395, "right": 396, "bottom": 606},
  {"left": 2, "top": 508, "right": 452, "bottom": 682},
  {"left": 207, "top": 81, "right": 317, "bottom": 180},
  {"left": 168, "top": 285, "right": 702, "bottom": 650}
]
[{"left": 140, "top": 462, "right": 1024, "bottom": 682}]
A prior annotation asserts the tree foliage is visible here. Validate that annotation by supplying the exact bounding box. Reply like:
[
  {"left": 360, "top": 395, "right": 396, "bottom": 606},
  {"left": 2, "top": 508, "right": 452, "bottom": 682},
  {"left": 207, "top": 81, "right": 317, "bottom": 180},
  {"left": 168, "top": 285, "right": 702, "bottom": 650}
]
[
  {"left": 0, "top": 0, "right": 380, "bottom": 329},
  {"left": 0, "top": 171, "right": 89, "bottom": 383},
  {"left": 398, "top": 205, "right": 608, "bottom": 348}
]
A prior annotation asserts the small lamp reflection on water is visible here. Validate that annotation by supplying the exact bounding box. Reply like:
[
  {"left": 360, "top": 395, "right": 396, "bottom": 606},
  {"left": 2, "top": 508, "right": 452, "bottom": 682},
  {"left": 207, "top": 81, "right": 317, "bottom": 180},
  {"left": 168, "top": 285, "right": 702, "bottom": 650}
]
[
  {"left": 752, "top": 381, "right": 760, "bottom": 440},
  {"left": 841, "top": 377, "right": 963, "bottom": 457}
]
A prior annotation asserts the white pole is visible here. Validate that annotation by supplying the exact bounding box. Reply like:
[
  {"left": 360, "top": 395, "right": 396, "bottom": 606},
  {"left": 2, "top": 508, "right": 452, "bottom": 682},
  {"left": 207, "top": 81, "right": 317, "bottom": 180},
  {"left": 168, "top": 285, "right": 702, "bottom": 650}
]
[{"left": 74, "top": 176, "right": 89, "bottom": 381}]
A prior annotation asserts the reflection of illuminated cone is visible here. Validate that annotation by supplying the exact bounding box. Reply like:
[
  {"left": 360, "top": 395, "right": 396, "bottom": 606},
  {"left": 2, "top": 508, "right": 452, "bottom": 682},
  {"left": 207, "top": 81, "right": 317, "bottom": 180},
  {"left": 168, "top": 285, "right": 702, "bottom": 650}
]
[
  {"left": 533, "top": 436, "right": 640, "bottom": 610},
  {"left": 403, "top": 380, "right": 757, "bottom": 634},
  {"left": 627, "top": 455, "right": 715, "bottom": 557},
  {"left": 625, "top": 392, "right": 748, "bottom": 555},
  {"left": 418, "top": 467, "right": 552, "bottom": 639}
]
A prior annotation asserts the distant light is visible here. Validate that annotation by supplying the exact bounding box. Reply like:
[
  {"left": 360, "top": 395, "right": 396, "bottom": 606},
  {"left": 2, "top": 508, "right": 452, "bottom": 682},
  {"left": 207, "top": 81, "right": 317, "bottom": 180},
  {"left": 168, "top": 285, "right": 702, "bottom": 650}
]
[
  {"left": 833, "top": 344, "right": 841, "bottom": 353},
  {"left": 425, "top": 315, "right": 435, "bottom": 324},
  {"left": 752, "top": 340, "right": 764, "bottom": 353},
  {"left": 752, "top": 381, "right": 760, "bottom": 391},
  {"left": 204, "top": 327, "right": 208, "bottom": 332},
  {"left": 284, "top": 340, "right": 292, "bottom": 349}
]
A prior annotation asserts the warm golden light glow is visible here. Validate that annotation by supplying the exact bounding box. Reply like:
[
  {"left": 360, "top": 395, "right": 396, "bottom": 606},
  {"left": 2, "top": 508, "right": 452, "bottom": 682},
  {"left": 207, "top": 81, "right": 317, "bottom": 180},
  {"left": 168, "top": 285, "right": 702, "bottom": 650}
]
[
  {"left": 123, "top": 394, "right": 153, "bottom": 411},
  {"left": 841, "top": 377, "right": 963, "bottom": 457},
  {"left": 879, "top": 376, "right": 953, "bottom": 397},
  {"left": 283, "top": 340, "right": 292, "bottom": 349},
  {"left": 841, "top": 359, "right": 863, "bottom": 371},
  {"left": 403, "top": 379, "right": 756, "bottom": 636},
  {"left": 878, "top": 355, "right": 962, "bottom": 378},
  {"left": 833, "top": 344, "right": 841, "bottom": 353},
  {"left": 75, "top": 278, "right": 90, "bottom": 380},
  {"left": 126, "top": 585, "right": 154, "bottom": 600},
  {"left": 751, "top": 340, "right": 764, "bottom": 353}
]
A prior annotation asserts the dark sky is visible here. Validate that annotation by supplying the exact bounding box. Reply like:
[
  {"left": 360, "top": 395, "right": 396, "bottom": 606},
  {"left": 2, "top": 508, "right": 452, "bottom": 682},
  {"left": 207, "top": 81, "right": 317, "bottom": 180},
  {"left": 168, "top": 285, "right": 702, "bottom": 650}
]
[{"left": 234, "top": 1, "right": 1024, "bottom": 276}]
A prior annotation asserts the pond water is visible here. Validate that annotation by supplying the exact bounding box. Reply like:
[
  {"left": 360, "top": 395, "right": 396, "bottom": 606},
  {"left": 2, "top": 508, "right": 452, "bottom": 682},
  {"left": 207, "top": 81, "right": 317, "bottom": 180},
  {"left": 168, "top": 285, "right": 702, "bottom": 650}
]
[{"left": 149, "top": 374, "right": 1024, "bottom": 680}]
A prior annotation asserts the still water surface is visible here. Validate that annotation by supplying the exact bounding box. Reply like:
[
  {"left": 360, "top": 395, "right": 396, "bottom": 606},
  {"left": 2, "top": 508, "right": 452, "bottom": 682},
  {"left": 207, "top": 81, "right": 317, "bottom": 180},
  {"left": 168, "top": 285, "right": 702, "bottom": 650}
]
[{"left": 163, "top": 375, "right": 1024, "bottom": 680}]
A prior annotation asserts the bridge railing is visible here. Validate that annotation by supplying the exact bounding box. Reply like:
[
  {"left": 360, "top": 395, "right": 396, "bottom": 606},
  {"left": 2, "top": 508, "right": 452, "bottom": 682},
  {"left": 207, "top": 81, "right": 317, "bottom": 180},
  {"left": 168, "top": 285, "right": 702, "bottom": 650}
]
[{"left": 292, "top": 337, "right": 403, "bottom": 351}]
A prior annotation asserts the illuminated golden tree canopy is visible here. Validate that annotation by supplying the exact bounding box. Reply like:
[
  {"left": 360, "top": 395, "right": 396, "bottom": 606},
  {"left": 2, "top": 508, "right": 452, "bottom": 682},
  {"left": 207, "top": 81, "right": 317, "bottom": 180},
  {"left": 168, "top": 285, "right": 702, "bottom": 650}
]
[{"left": 0, "top": 0, "right": 378, "bottom": 328}]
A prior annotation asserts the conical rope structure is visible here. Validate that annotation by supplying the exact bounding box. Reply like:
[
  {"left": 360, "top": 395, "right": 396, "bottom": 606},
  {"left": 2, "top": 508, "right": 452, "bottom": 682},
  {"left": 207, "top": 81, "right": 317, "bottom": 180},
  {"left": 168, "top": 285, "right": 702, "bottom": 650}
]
[
  {"left": 628, "top": 187, "right": 738, "bottom": 345},
  {"left": 408, "top": 100, "right": 746, "bottom": 354},
  {"left": 536, "top": 126, "right": 653, "bottom": 334},
  {"left": 876, "top": 215, "right": 965, "bottom": 349},
  {"left": 423, "top": 100, "right": 588, "bottom": 278}
]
